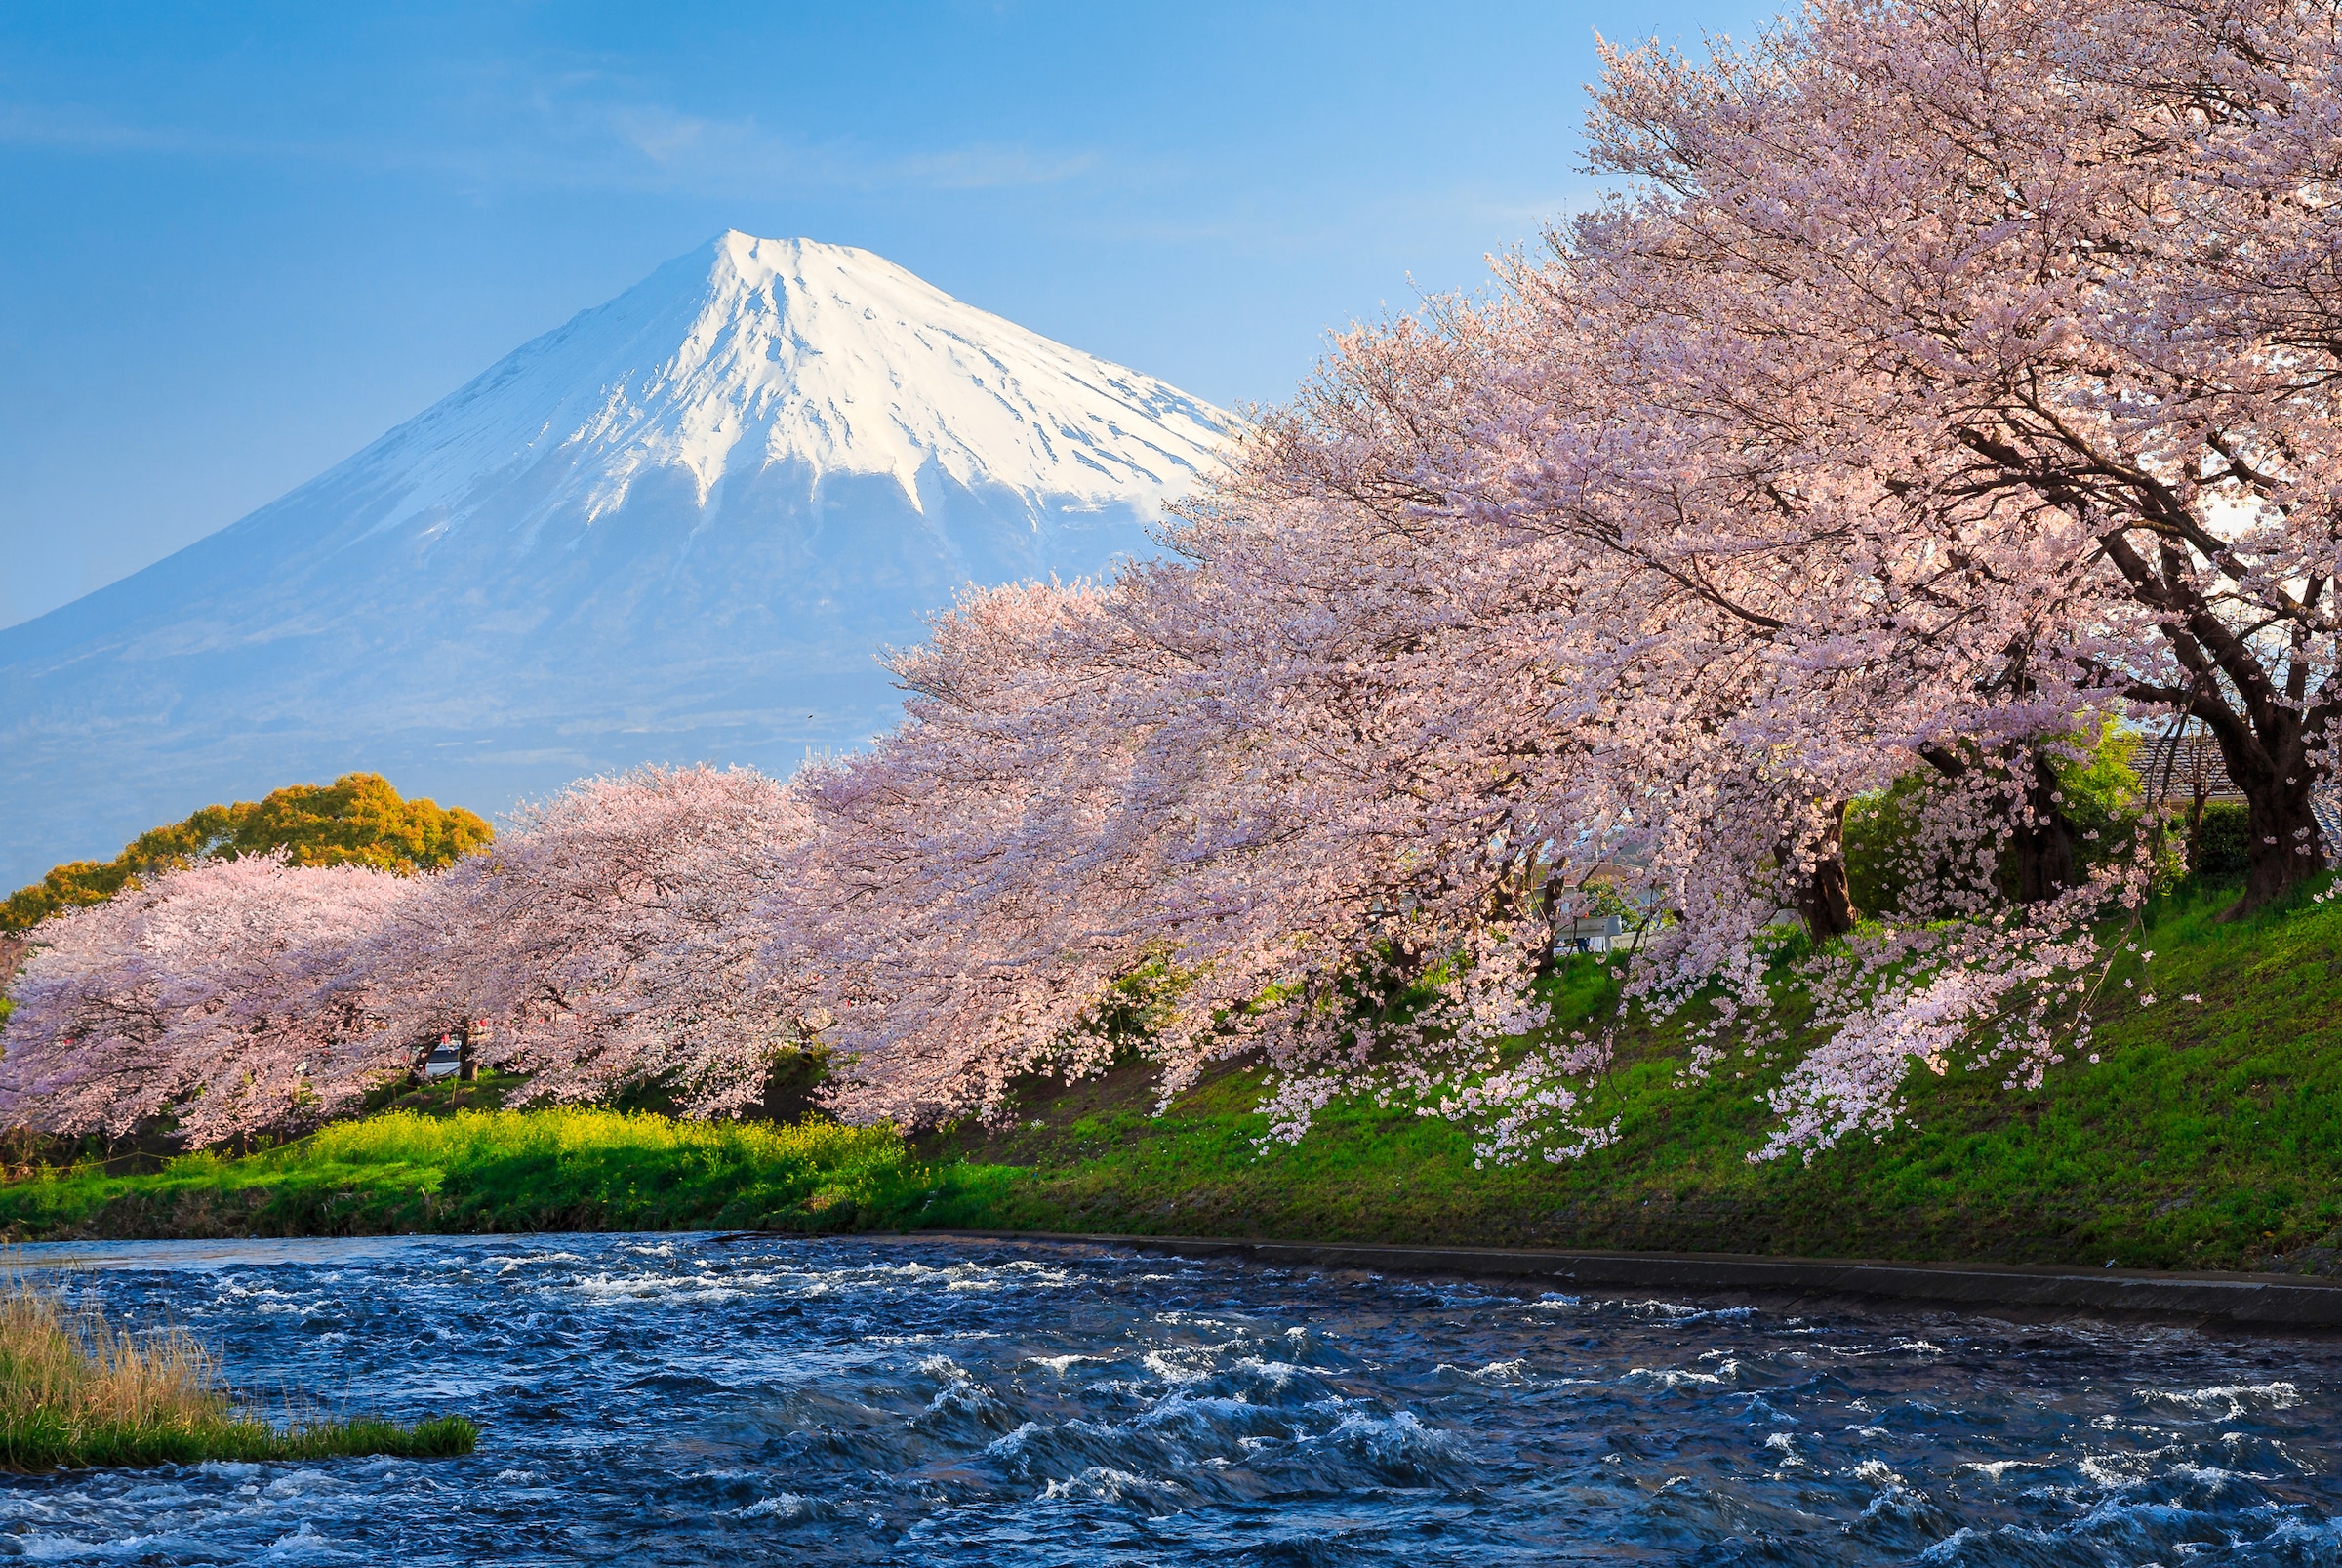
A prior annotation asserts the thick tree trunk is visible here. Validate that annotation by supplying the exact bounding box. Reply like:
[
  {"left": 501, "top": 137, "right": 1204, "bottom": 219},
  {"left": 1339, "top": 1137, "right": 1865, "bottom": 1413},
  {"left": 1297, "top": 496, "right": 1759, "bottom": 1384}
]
[
  {"left": 1920, "top": 743, "right": 2080, "bottom": 904},
  {"left": 2008, "top": 749, "right": 2079, "bottom": 905},
  {"left": 2092, "top": 530, "right": 2331, "bottom": 916},
  {"left": 458, "top": 1025, "right": 477, "bottom": 1083},
  {"left": 2240, "top": 784, "right": 2324, "bottom": 909},
  {"left": 1796, "top": 800, "right": 1858, "bottom": 940},
  {"left": 2210, "top": 715, "right": 2327, "bottom": 915}
]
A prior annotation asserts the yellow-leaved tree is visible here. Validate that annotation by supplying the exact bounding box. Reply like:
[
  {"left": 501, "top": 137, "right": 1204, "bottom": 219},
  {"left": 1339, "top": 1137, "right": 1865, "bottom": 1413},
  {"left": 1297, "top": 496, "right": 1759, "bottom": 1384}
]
[{"left": 1, "top": 775, "right": 492, "bottom": 933}]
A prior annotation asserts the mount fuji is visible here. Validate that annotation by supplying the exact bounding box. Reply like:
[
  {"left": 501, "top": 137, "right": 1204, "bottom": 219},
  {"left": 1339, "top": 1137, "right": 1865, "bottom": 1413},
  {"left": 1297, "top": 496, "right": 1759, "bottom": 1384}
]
[{"left": 0, "top": 232, "right": 1232, "bottom": 886}]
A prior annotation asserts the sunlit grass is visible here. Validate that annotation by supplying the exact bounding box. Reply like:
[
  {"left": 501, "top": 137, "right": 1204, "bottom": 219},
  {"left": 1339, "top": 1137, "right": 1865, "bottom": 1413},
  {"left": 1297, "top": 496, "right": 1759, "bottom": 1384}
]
[
  {"left": 0, "top": 1106, "right": 982, "bottom": 1239},
  {"left": 287, "top": 1104, "right": 902, "bottom": 1175},
  {"left": 0, "top": 1267, "right": 475, "bottom": 1470}
]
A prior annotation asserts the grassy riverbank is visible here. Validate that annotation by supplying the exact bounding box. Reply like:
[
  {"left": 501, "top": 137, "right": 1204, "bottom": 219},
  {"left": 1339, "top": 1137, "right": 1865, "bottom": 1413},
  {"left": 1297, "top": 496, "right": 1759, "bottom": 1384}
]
[
  {"left": 0, "top": 1107, "right": 953, "bottom": 1240},
  {"left": 0, "top": 883, "right": 2335, "bottom": 1273},
  {"left": 0, "top": 1270, "right": 475, "bottom": 1470}
]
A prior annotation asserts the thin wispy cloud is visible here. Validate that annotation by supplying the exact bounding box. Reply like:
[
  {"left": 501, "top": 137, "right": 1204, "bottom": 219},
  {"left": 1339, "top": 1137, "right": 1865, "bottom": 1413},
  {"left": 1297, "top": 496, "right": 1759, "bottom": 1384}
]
[
  {"left": 1055, "top": 182, "right": 1595, "bottom": 272},
  {"left": 902, "top": 144, "right": 1101, "bottom": 191},
  {"left": 0, "top": 72, "right": 1107, "bottom": 199},
  {"left": 0, "top": 101, "right": 283, "bottom": 159}
]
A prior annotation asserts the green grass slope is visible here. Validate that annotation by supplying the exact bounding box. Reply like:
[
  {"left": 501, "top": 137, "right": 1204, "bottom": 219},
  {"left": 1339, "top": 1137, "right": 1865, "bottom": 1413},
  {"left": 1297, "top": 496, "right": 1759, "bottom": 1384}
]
[
  {"left": 0, "top": 883, "right": 2334, "bottom": 1272},
  {"left": 926, "top": 884, "right": 2342, "bottom": 1273}
]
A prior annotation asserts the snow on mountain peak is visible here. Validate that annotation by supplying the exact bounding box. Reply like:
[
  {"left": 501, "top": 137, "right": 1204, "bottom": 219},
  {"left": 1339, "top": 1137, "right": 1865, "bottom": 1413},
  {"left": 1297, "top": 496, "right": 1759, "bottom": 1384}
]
[
  {"left": 363, "top": 229, "right": 1231, "bottom": 540},
  {"left": 0, "top": 233, "right": 1235, "bottom": 889}
]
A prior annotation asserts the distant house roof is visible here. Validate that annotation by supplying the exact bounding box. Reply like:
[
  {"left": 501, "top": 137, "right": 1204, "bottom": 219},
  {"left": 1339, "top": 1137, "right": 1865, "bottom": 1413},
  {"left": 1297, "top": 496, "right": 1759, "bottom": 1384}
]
[
  {"left": 2137, "top": 733, "right": 2342, "bottom": 856},
  {"left": 2138, "top": 731, "right": 2246, "bottom": 803}
]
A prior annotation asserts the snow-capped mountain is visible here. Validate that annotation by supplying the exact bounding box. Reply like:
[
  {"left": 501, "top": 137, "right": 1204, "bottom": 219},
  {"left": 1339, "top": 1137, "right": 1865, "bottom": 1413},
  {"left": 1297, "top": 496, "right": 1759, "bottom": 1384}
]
[{"left": 0, "top": 232, "right": 1232, "bottom": 886}]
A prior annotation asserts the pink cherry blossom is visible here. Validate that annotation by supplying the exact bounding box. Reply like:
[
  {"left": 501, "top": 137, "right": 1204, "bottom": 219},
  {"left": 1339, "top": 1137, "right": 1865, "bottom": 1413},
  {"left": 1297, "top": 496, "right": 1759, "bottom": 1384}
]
[
  {"left": 360, "top": 765, "right": 811, "bottom": 1119},
  {"left": 9, "top": 0, "right": 2333, "bottom": 1167},
  {"left": 0, "top": 857, "right": 412, "bottom": 1145}
]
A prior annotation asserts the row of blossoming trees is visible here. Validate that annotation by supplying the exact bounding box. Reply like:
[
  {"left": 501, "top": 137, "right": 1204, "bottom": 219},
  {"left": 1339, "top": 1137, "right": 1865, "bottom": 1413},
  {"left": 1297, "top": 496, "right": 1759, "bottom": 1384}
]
[{"left": 5, "top": 0, "right": 2337, "bottom": 1161}]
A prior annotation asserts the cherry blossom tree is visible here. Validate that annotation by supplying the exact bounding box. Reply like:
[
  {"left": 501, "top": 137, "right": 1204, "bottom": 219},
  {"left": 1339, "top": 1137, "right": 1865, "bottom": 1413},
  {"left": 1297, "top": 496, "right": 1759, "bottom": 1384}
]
[
  {"left": 0, "top": 767, "right": 807, "bottom": 1146},
  {"left": 1568, "top": 0, "right": 2342, "bottom": 912},
  {"left": 1091, "top": 0, "right": 2330, "bottom": 1155},
  {"left": 777, "top": 479, "right": 1713, "bottom": 1146},
  {"left": 780, "top": 0, "right": 2304, "bottom": 1158},
  {"left": 367, "top": 765, "right": 808, "bottom": 1118},
  {"left": 0, "top": 857, "right": 414, "bottom": 1146}
]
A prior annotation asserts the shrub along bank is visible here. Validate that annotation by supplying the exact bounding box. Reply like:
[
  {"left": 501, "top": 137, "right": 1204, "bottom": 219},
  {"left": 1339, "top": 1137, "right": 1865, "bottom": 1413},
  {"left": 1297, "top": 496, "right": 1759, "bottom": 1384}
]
[{"left": 0, "top": 882, "right": 2335, "bottom": 1274}]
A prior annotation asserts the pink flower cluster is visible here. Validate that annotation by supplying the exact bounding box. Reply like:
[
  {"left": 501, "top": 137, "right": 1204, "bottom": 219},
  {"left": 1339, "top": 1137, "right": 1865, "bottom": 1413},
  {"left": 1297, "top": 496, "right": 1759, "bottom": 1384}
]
[
  {"left": 0, "top": 768, "right": 807, "bottom": 1143},
  {"left": 5, "top": 0, "right": 2336, "bottom": 1156}
]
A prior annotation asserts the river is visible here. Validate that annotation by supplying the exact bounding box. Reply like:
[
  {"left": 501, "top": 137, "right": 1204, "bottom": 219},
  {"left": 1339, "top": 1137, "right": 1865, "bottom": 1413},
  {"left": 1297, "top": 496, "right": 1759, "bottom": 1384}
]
[{"left": 7, "top": 1232, "right": 2337, "bottom": 1564}]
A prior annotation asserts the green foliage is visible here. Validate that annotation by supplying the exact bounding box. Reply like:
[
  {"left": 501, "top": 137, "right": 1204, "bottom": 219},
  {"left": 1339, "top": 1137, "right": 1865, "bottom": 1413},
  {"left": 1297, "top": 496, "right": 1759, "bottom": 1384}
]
[
  {"left": 601, "top": 1049, "right": 833, "bottom": 1123},
  {"left": 1843, "top": 775, "right": 1937, "bottom": 917},
  {"left": 2191, "top": 800, "right": 2251, "bottom": 879},
  {"left": 1574, "top": 876, "right": 1649, "bottom": 925},
  {"left": 1845, "top": 725, "right": 2149, "bottom": 917},
  {"left": 2056, "top": 723, "right": 2149, "bottom": 846},
  {"left": 1, "top": 774, "right": 493, "bottom": 932},
  {"left": 1082, "top": 959, "right": 1184, "bottom": 1050},
  {"left": 0, "top": 1107, "right": 987, "bottom": 1239}
]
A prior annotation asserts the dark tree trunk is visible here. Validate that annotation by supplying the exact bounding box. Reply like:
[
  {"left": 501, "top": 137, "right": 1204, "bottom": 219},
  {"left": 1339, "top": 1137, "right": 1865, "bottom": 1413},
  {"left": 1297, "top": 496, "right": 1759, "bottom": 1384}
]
[
  {"left": 1530, "top": 868, "right": 1565, "bottom": 981},
  {"left": 2008, "top": 749, "right": 2079, "bottom": 905},
  {"left": 1920, "top": 742, "right": 2082, "bottom": 904},
  {"left": 2093, "top": 529, "right": 2331, "bottom": 917},
  {"left": 2206, "top": 710, "right": 2326, "bottom": 916},
  {"left": 458, "top": 1025, "right": 477, "bottom": 1083},
  {"left": 1796, "top": 800, "right": 1858, "bottom": 939},
  {"left": 2241, "top": 784, "right": 2324, "bottom": 908}
]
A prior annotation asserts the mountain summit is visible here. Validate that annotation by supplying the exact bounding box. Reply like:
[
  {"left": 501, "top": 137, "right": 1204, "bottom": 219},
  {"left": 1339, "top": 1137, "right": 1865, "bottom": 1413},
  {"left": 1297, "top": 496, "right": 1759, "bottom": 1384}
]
[
  {"left": 0, "top": 233, "right": 1233, "bottom": 885},
  {"left": 347, "top": 231, "right": 1228, "bottom": 541}
]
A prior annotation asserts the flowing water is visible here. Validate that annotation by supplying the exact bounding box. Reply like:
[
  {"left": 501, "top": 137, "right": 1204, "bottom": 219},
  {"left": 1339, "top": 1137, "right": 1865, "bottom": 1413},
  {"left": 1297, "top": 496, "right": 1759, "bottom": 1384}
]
[{"left": 5, "top": 1232, "right": 2338, "bottom": 1565}]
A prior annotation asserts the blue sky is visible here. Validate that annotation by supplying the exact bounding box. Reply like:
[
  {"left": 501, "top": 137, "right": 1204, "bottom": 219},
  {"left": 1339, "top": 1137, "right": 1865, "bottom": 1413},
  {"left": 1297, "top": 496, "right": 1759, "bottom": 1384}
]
[{"left": 0, "top": 1, "right": 1765, "bottom": 629}]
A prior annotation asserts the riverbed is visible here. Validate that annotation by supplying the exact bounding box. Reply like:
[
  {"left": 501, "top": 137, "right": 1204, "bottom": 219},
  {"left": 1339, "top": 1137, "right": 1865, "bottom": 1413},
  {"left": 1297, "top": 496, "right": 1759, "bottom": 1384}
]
[{"left": 7, "top": 1232, "right": 2337, "bottom": 1564}]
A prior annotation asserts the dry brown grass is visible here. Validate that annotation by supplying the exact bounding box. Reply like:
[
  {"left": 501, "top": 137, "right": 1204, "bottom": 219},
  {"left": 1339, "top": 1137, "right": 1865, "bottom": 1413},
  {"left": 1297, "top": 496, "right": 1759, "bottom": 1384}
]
[
  {"left": 0, "top": 1267, "right": 226, "bottom": 1435},
  {"left": 0, "top": 1266, "right": 476, "bottom": 1470}
]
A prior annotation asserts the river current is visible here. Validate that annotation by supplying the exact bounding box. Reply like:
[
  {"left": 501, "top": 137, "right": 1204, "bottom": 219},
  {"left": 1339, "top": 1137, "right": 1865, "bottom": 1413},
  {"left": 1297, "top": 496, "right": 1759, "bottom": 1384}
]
[{"left": 7, "top": 1232, "right": 2337, "bottom": 1564}]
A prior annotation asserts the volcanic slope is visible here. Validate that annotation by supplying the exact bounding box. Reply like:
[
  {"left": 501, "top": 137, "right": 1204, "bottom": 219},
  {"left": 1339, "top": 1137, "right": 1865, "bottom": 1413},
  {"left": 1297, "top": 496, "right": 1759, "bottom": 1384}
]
[{"left": 0, "top": 232, "right": 1232, "bottom": 884}]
